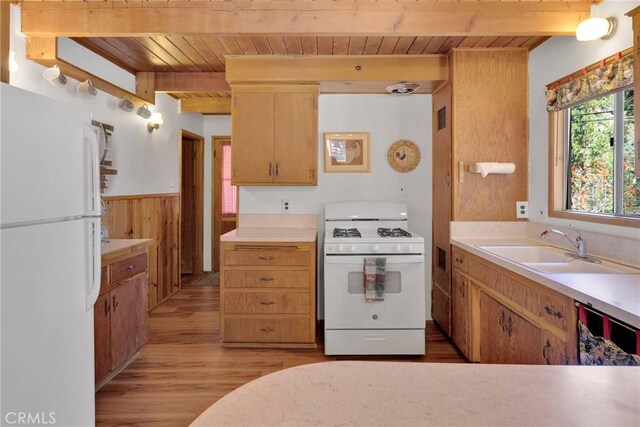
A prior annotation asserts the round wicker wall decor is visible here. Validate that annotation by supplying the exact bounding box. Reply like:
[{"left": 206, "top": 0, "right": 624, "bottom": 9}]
[{"left": 387, "top": 139, "right": 421, "bottom": 173}]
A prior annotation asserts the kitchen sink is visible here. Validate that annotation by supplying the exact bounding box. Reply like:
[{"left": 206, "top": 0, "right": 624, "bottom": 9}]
[{"left": 477, "top": 244, "right": 639, "bottom": 274}]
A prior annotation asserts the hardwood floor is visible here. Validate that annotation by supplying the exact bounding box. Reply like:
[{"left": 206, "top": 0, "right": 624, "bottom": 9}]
[{"left": 95, "top": 278, "right": 465, "bottom": 426}]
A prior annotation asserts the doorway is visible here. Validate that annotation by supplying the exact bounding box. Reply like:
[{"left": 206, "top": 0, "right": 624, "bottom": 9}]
[
  {"left": 212, "top": 136, "right": 238, "bottom": 272},
  {"left": 180, "top": 130, "right": 204, "bottom": 282}
]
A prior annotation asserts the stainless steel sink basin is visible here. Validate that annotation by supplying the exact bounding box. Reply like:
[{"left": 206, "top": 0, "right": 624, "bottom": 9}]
[{"left": 477, "top": 244, "right": 638, "bottom": 274}]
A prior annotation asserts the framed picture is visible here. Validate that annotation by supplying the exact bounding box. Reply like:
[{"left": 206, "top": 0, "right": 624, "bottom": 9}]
[{"left": 323, "top": 132, "right": 370, "bottom": 173}]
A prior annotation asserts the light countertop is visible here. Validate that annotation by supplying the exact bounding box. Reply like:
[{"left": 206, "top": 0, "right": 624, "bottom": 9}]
[
  {"left": 451, "top": 236, "right": 640, "bottom": 329},
  {"left": 190, "top": 361, "right": 640, "bottom": 426},
  {"left": 221, "top": 227, "right": 317, "bottom": 242},
  {"left": 101, "top": 238, "right": 153, "bottom": 262}
]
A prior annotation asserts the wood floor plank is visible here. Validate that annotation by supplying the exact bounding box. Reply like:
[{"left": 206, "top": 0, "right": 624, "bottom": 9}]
[{"left": 96, "top": 276, "right": 465, "bottom": 426}]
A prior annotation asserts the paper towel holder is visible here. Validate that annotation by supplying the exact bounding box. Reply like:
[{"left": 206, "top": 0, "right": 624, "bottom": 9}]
[{"left": 460, "top": 161, "right": 516, "bottom": 181}]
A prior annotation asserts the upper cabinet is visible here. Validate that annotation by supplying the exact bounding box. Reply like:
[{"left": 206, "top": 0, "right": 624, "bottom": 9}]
[{"left": 231, "top": 85, "right": 319, "bottom": 186}]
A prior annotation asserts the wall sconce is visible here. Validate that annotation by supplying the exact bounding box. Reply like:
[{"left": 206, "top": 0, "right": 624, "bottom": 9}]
[
  {"left": 147, "top": 113, "right": 163, "bottom": 132},
  {"left": 576, "top": 17, "right": 616, "bottom": 41},
  {"left": 118, "top": 96, "right": 134, "bottom": 112},
  {"left": 43, "top": 65, "right": 67, "bottom": 87},
  {"left": 137, "top": 104, "right": 152, "bottom": 119},
  {"left": 77, "top": 79, "right": 97, "bottom": 98}
]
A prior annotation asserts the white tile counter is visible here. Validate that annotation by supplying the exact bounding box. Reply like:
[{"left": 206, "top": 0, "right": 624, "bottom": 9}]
[{"left": 191, "top": 361, "right": 640, "bottom": 426}]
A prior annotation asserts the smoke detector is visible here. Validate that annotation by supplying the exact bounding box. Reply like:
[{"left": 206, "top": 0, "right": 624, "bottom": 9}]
[{"left": 385, "top": 81, "right": 420, "bottom": 95}]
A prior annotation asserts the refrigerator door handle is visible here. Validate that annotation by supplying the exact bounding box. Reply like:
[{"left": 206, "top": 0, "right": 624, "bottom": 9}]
[
  {"left": 83, "top": 123, "right": 101, "bottom": 216},
  {"left": 86, "top": 217, "right": 102, "bottom": 311}
]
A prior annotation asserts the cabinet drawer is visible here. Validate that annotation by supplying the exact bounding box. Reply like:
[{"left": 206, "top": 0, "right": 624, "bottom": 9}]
[
  {"left": 223, "top": 317, "right": 311, "bottom": 343},
  {"left": 452, "top": 250, "right": 467, "bottom": 273},
  {"left": 224, "top": 270, "right": 310, "bottom": 289},
  {"left": 540, "top": 294, "right": 568, "bottom": 332},
  {"left": 225, "top": 291, "right": 310, "bottom": 314},
  {"left": 224, "top": 249, "right": 309, "bottom": 267},
  {"left": 101, "top": 267, "right": 109, "bottom": 289},
  {"left": 110, "top": 253, "right": 147, "bottom": 284}
]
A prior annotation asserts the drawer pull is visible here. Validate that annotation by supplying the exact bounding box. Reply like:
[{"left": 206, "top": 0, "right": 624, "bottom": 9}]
[
  {"left": 542, "top": 339, "right": 551, "bottom": 365},
  {"left": 455, "top": 257, "right": 464, "bottom": 264},
  {"left": 258, "top": 327, "right": 274, "bottom": 333},
  {"left": 259, "top": 256, "right": 274, "bottom": 261},
  {"left": 127, "top": 265, "right": 135, "bottom": 270},
  {"left": 260, "top": 277, "right": 275, "bottom": 282},
  {"left": 499, "top": 311, "right": 505, "bottom": 331},
  {"left": 544, "top": 305, "right": 564, "bottom": 319},
  {"left": 104, "top": 298, "right": 110, "bottom": 316},
  {"left": 112, "top": 295, "right": 118, "bottom": 311},
  {"left": 505, "top": 316, "right": 513, "bottom": 337},
  {"left": 259, "top": 301, "right": 275, "bottom": 306}
]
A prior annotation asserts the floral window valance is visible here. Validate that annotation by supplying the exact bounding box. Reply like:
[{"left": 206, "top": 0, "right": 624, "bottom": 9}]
[{"left": 546, "top": 50, "right": 634, "bottom": 112}]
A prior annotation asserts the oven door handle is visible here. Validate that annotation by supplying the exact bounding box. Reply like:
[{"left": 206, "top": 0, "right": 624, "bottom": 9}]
[{"left": 325, "top": 255, "right": 425, "bottom": 264}]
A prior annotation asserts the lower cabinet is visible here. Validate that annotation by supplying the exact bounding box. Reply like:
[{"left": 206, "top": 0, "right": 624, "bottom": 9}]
[
  {"left": 96, "top": 250, "right": 150, "bottom": 389},
  {"left": 451, "top": 271, "right": 469, "bottom": 357}
]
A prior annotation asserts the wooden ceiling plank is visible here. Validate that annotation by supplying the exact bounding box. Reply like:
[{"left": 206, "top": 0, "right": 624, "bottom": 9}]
[
  {"left": 181, "top": 97, "right": 231, "bottom": 115},
  {"left": 109, "top": 37, "right": 172, "bottom": 71},
  {"left": 392, "top": 36, "right": 416, "bottom": 55},
  {"left": 316, "top": 37, "right": 334, "bottom": 55},
  {"left": 155, "top": 72, "right": 230, "bottom": 93},
  {"left": 267, "top": 36, "right": 288, "bottom": 55},
  {"left": 407, "top": 37, "right": 432, "bottom": 55},
  {"left": 377, "top": 37, "right": 400, "bottom": 54},
  {"left": 72, "top": 37, "right": 140, "bottom": 74},
  {"left": 332, "top": 37, "right": 350, "bottom": 55},
  {"left": 490, "top": 36, "right": 517, "bottom": 48},
  {"left": 250, "top": 36, "right": 274, "bottom": 55},
  {"left": 473, "top": 36, "right": 500, "bottom": 48},
  {"left": 219, "top": 36, "right": 244, "bottom": 55},
  {"left": 348, "top": 37, "right": 366, "bottom": 55},
  {"left": 20, "top": 1, "right": 592, "bottom": 37},
  {"left": 422, "top": 36, "right": 449, "bottom": 54},
  {"left": 300, "top": 37, "right": 318, "bottom": 55},
  {"left": 523, "top": 36, "right": 551, "bottom": 50},
  {"left": 362, "top": 36, "right": 383, "bottom": 55},
  {"left": 456, "top": 36, "right": 483, "bottom": 48},
  {"left": 234, "top": 36, "right": 259, "bottom": 55},
  {"left": 183, "top": 36, "right": 226, "bottom": 71},
  {"left": 505, "top": 36, "right": 532, "bottom": 47},
  {"left": 135, "top": 37, "right": 183, "bottom": 72},
  {"left": 226, "top": 55, "right": 447, "bottom": 84},
  {"left": 283, "top": 36, "right": 303, "bottom": 55},
  {"left": 168, "top": 35, "right": 217, "bottom": 71},
  {"left": 436, "top": 36, "right": 466, "bottom": 54},
  {"left": 151, "top": 35, "right": 202, "bottom": 71},
  {"left": 199, "top": 35, "right": 230, "bottom": 65}
]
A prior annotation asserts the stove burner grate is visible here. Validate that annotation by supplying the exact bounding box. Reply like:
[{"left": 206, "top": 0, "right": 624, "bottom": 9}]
[
  {"left": 377, "top": 227, "right": 412, "bottom": 238},
  {"left": 333, "top": 228, "right": 362, "bottom": 238}
]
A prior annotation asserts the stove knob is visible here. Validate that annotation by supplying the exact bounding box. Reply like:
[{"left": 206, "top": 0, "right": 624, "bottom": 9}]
[
  {"left": 371, "top": 245, "right": 379, "bottom": 252},
  {"left": 337, "top": 244, "right": 344, "bottom": 252},
  {"left": 395, "top": 244, "right": 401, "bottom": 252},
  {"left": 349, "top": 245, "right": 356, "bottom": 252}
]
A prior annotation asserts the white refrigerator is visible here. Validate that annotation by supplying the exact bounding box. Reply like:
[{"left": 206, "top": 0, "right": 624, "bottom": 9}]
[{"left": 0, "top": 83, "right": 101, "bottom": 426}]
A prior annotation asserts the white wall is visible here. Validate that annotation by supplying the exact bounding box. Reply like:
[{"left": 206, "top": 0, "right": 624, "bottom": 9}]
[
  {"left": 239, "top": 94, "right": 433, "bottom": 319},
  {"left": 203, "top": 116, "right": 232, "bottom": 271},
  {"left": 8, "top": 5, "right": 204, "bottom": 197},
  {"left": 529, "top": 1, "right": 640, "bottom": 239}
]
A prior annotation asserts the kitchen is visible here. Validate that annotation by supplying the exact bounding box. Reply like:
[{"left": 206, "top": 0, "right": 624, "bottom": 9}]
[{"left": 1, "top": 0, "right": 640, "bottom": 426}]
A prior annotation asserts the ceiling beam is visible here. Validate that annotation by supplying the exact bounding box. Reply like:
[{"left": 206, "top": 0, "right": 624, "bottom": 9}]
[
  {"left": 153, "top": 72, "right": 230, "bottom": 93},
  {"left": 26, "top": 37, "right": 155, "bottom": 105},
  {"left": 19, "top": 1, "right": 591, "bottom": 37},
  {"left": 225, "top": 55, "right": 448, "bottom": 84},
  {"left": 181, "top": 97, "right": 231, "bottom": 115}
]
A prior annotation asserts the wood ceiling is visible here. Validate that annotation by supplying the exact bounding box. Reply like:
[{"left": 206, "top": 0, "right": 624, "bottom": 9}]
[{"left": 74, "top": 34, "right": 549, "bottom": 99}]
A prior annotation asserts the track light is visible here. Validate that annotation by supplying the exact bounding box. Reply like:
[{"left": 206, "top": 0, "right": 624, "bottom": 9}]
[
  {"left": 119, "top": 96, "right": 134, "bottom": 112},
  {"left": 147, "top": 113, "right": 163, "bottom": 133},
  {"left": 137, "top": 104, "right": 152, "bottom": 119},
  {"left": 43, "top": 65, "right": 67, "bottom": 87}
]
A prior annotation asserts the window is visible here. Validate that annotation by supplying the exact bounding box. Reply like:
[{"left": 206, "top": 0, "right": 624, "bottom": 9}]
[
  {"left": 553, "top": 87, "right": 638, "bottom": 223},
  {"left": 220, "top": 142, "right": 237, "bottom": 216}
]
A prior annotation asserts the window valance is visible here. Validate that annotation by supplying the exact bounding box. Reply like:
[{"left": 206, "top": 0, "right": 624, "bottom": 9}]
[{"left": 546, "top": 49, "right": 634, "bottom": 112}]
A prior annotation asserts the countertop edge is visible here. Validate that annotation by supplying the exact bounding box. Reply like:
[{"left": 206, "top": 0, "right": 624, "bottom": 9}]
[
  {"left": 101, "top": 239, "right": 154, "bottom": 261},
  {"left": 221, "top": 227, "right": 317, "bottom": 243}
]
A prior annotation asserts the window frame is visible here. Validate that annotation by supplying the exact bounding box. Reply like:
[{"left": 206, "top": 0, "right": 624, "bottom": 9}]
[{"left": 548, "top": 90, "right": 639, "bottom": 228}]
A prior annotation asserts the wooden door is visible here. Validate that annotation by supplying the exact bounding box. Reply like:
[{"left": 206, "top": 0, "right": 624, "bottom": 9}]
[
  {"left": 451, "top": 271, "right": 469, "bottom": 357},
  {"left": 110, "top": 275, "right": 148, "bottom": 368},
  {"left": 181, "top": 137, "right": 196, "bottom": 274},
  {"left": 273, "top": 91, "right": 317, "bottom": 184},
  {"left": 94, "top": 292, "right": 111, "bottom": 384},
  {"left": 213, "top": 137, "right": 238, "bottom": 272},
  {"left": 431, "top": 83, "right": 452, "bottom": 335},
  {"left": 231, "top": 91, "right": 274, "bottom": 184}
]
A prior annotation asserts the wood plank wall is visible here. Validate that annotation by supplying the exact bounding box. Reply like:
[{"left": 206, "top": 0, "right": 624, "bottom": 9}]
[
  {"left": 103, "top": 193, "right": 180, "bottom": 310},
  {"left": 451, "top": 49, "right": 529, "bottom": 221}
]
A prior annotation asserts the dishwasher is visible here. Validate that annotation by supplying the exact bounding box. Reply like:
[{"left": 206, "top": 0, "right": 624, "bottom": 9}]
[{"left": 577, "top": 303, "right": 640, "bottom": 366}]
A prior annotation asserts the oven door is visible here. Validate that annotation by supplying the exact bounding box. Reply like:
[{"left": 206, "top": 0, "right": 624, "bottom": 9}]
[{"left": 324, "top": 255, "right": 426, "bottom": 329}]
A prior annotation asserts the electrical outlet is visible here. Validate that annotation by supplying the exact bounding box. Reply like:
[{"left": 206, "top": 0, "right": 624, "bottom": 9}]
[
  {"left": 516, "top": 201, "right": 529, "bottom": 219},
  {"left": 281, "top": 199, "right": 291, "bottom": 213},
  {"left": 398, "top": 186, "right": 407, "bottom": 196}
]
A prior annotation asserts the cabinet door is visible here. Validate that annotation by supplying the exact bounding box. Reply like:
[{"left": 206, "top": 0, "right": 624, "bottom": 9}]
[
  {"left": 451, "top": 271, "right": 469, "bottom": 357},
  {"left": 110, "top": 275, "right": 149, "bottom": 368},
  {"left": 231, "top": 92, "right": 274, "bottom": 184},
  {"left": 273, "top": 92, "right": 317, "bottom": 185},
  {"left": 94, "top": 292, "right": 111, "bottom": 384},
  {"left": 432, "top": 284, "right": 451, "bottom": 336}
]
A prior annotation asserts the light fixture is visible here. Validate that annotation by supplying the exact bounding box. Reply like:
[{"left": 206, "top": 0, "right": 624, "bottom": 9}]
[
  {"left": 576, "top": 17, "right": 616, "bottom": 41},
  {"left": 77, "top": 79, "right": 97, "bottom": 98},
  {"left": 43, "top": 65, "right": 67, "bottom": 87},
  {"left": 136, "top": 104, "right": 152, "bottom": 120},
  {"left": 119, "top": 96, "right": 134, "bottom": 112},
  {"left": 9, "top": 51, "right": 19, "bottom": 73},
  {"left": 147, "top": 113, "right": 163, "bottom": 132},
  {"left": 385, "top": 81, "right": 420, "bottom": 95}
]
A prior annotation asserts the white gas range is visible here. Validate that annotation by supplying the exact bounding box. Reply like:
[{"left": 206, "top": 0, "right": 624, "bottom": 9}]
[{"left": 323, "top": 202, "right": 426, "bottom": 355}]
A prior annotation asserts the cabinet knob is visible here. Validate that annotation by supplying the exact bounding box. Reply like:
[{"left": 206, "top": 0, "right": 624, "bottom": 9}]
[
  {"left": 260, "top": 277, "right": 275, "bottom": 282},
  {"left": 112, "top": 295, "right": 118, "bottom": 311},
  {"left": 544, "top": 305, "right": 564, "bottom": 319},
  {"left": 259, "top": 255, "right": 274, "bottom": 261},
  {"left": 127, "top": 265, "right": 134, "bottom": 270},
  {"left": 259, "top": 301, "right": 275, "bottom": 306},
  {"left": 258, "top": 327, "right": 274, "bottom": 333},
  {"left": 104, "top": 298, "right": 110, "bottom": 316}
]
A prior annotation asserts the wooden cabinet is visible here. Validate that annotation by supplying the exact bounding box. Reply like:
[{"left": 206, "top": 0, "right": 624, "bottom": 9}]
[
  {"left": 96, "top": 247, "right": 150, "bottom": 389},
  {"left": 431, "top": 50, "right": 528, "bottom": 331},
  {"left": 231, "top": 85, "right": 318, "bottom": 186},
  {"left": 452, "top": 247, "right": 576, "bottom": 365},
  {"left": 220, "top": 241, "right": 317, "bottom": 347}
]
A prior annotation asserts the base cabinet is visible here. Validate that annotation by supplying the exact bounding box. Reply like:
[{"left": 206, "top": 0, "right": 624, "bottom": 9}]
[{"left": 451, "top": 271, "right": 469, "bottom": 357}]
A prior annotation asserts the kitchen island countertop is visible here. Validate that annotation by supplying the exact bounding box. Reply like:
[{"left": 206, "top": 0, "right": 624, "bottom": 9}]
[{"left": 191, "top": 361, "right": 640, "bottom": 426}]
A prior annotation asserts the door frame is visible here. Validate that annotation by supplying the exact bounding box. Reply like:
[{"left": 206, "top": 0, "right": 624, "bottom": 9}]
[
  {"left": 179, "top": 129, "right": 205, "bottom": 276},
  {"left": 212, "top": 135, "right": 238, "bottom": 272}
]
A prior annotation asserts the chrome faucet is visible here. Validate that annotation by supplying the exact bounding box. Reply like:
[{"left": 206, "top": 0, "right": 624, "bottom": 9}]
[{"left": 540, "top": 229, "right": 600, "bottom": 263}]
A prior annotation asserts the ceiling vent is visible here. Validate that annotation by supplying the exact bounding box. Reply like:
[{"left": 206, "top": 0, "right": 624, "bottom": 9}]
[{"left": 385, "top": 81, "right": 420, "bottom": 95}]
